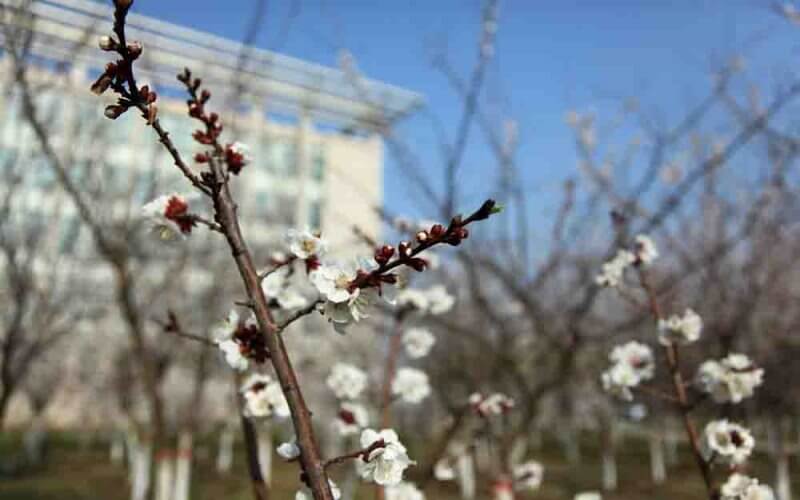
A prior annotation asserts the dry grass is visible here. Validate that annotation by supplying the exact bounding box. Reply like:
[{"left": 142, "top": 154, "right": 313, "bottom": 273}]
[{"left": 0, "top": 431, "right": 795, "bottom": 499}]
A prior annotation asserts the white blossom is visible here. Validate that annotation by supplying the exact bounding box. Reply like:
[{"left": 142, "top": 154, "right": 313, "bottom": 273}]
[
  {"left": 392, "top": 368, "right": 431, "bottom": 404},
  {"left": 358, "top": 428, "right": 414, "bottom": 486},
  {"left": 601, "top": 363, "right": 639, "bottom": 401},
  {"left": 240, "top": 373, "right": 290, "bottom": 419},
  {"left": 513, "top": 461, "right": 544, "bottom": 491},
  {"left": 396, "top": 285, "right": 454, "bottom": 315},
  {"left": 276, "top": 440, "right": 300, "bottom": 460},
  {"left": 295, "top": 480, "right": 341, "bottom": 500},
  {"left": 696, "top": 354, "right": 763, "bottom": 404},
  {"left": 141, "top": 193, "right": 193, "bottom": 241},
  {"left": 286, "top": 228, "right": 328, "bottom": 259},
  {"left": 658, "top": 309, "right": 702, "bottom": 345},
  {"left": 633, "top": 234, "right": 659, "bottom": 265},
  {"left": 395, "top": 288, "right": 429, "bottom": 311},
  {"left": 322, "top": 288, "right": 377, "bottom": 334},
  {"left": 334, "top": 401, "right": 369, "bottom": 437},
  {"left": 433, "top": 458, "right": 456, "bottom": 481},
  {"left": 704, "top": 420, "right": 755, "bottom": 465},
  {"left": 426, "top": 285, "right": 455, "bottom": 315},
  {"left": 595, "top": 250, "right": 635, "bottom": 287},
  {"left": 385, "top": 482, "right": 426, "bottom": 500},
  {"left": 402, "top": 328, "right": 436, "bottom": 359},
  {"left": 261, "top": 267, "right": 307, "bottom": 310},
  {"left": 212, "top": 309, "right": 240, "bottom": 343},
  {"left": 721, "top": 474, "right": 775, "bottom": 500},
  {"left": 311, "top": 263, "right": 357, "bottom": 303},
  {"left": 326, "top": 363, "right": 367, "bottom": 400},
  {"left": 469, "top": 392, "right": 515, "bottom": 416},
  {"left": 217, "top": 339, "right": 248, "bottom": 372},
  {"left": 609, "top": 341, "right": 655, "bottom": 381}
]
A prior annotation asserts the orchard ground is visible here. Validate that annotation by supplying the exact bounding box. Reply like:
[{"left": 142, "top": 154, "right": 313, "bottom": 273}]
[{"left": 1, "top": 430, "right": 795, "bottom": 499}]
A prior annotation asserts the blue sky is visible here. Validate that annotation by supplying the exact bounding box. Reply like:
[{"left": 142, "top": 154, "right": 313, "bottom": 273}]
[{"left": 132, "top": 0, "right": 800, "bottom": 225}]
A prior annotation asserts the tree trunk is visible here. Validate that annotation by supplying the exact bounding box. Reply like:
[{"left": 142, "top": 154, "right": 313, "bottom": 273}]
[
  {"left": 257, "top": 423, "right": 273, "bottom": 486},
  {"left": 131, "top": 441, "right": 153, "bottom": 500},
  {"left": 155, "top": 450, "right": 175, "bottom": 500},
  {"left": 173, "top": 432, "right": 193, "bottom": 500},
  {"left": 649, "top": 433, "right": 666, "bottom": 484},
  {"left": 457, "top": 452, "right": 476, "bottom": 500},
  {"left": 216, "top": 424, "right": 235, "bottom": 474}
]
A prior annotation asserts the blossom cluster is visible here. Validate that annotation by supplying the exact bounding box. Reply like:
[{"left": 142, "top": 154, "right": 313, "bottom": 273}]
[
  {"left": 598, "top": 234, "right": 773, "bottom": 500},
  {"left": 240, "top": 373, "right": 290, "bottom": 419},
  {"left": 657, "top": 308, "right": 703, "bottom": 346},
  {"left": 213, "top": 310, "right": 268, "bottom": 372},
  {"left": 601, "top": 341, "right": 655, "bottom": 401},
  {"left": 720, "top": 474, "right": 775, "bottom": 500},
  {"left": 595, "top": 234, "right": 658, "bottom": 287},
  {"left": 357, "top": 429, "right": 415, "bottom": 486},
  {"left": 696, "top": 353, "right": 763, "bottom": 404},
  {"left": 468, "top": 392, "right": 515, "bottom": 417},
  {"left": 326, "top": 363, "right": 371, "bottom": 438}
]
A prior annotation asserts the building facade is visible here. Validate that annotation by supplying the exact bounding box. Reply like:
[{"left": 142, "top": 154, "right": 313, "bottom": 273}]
[{"left": 0, "top": 0, "right": 422, "bottom": 254}]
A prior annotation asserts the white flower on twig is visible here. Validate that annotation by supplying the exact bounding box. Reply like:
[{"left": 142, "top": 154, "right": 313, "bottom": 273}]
[
  {"left": 696, "top": 353, "right": 763, "bottom": 404},
  {"left": 358, "top": 428, "right": 414, "bottom": 486},
  {"left": 392, "top": 368, "right": 430, "bottom": 404},
  {"left": 326, "top": 363, "right": 367, "bottom": 400},
  {"left": 240, "top": 373, "right": 290, "bottom": 419},
  {"left": 403, "top": 328, "right": 435, "bottom": 359},
  {"left": 658, "top": 309, "right": 702, "bottom": 345},
  {"left": 704, "top": 420, "right": 755, "bottom": 465},
  {"left": 286, "top": 228, "right": 328, "bottom": 260}
]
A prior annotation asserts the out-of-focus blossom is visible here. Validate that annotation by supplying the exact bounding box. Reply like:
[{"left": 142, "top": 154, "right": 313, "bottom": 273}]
[
  {"left": 658, "top": 309, "right": 702, "bottom": 346},
  {"left": 392, "top": 368, "right": 430, "bottom": 404},
  {"left": 402, "top": 328, "right": 436, "bottom": 359},
  {"left": 326, "top": 363, "right": 367, "bottom": 400}
]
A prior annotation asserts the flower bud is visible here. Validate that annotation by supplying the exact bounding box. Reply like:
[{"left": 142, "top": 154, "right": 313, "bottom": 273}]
[
  {"left": 104, "top": 104, "right": 127, "bottom": 119},
  {"left": 398, "top": 241, "right": 411, "bottom": 258},
  {"left": 114, "top": 0, "right": 133, "bottom": 9},
  {"left": 430, "top": 224, "right": 445, "bottom": 238},
  {"left": 406, "top": 258, "right": 427, "bottom": 272},
  {"left": 415, "top": 230, "right": 428, "bottom": 243},
  {"left": 127, "top": 41, "right": 143, "bottom": 59},
  {"left": 90, "top": 74, "right": 113, "bottom": 95},
  {"left": 98, "top": 36, "right": 116, "bottom": 51},
  {"left": 146, "top": 104, "right": 158, "bottom": 125}
]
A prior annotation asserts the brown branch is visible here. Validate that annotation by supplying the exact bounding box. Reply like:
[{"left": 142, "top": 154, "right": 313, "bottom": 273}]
[
  {"left": 638, "top": 270, "right": 715, "bottom": 497},
  {"left": 276, "top": 300, "right": 322, "bottom": 333},
  {"left": 323, "top": 439, "right": 386, "bottom": 470}
]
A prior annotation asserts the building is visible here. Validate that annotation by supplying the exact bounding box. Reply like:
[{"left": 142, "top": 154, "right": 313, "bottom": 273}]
[{"left": 0, "top": 0, "right": 423, "bottom": 254}]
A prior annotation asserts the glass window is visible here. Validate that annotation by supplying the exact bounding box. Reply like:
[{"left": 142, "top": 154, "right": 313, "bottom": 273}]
[
  {"left": 255, "top": 191, "right": 269, "bottom": 214},
  {"left": 311, "top": 144, "right": 325, "bottom": 182},
  {"left": 309, "top": 200, "right": 323, "bottom": 230},
  {"left": 269, "top": 140, "right": 297, "bottom": 177}
]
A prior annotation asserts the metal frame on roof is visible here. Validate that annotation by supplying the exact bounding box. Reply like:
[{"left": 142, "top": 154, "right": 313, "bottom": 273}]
[{"left": 0, "top": 0, "right": 424, "bottom": 129}]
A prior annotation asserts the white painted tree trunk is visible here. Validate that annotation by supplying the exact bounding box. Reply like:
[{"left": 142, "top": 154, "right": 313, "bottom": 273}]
[
  {"left": 173, "top": 432, "right": 193, "bottom": 500},
  {"left": 216, "top": 425, "right": 235, "bottom": 474},
  {"left": 131, "top": 442, "right": 152, "bottom": 500},
  {"left": 257, "top": 422, "right": 273, "bottom": 486},
  {"left": 664, "top": 420, "right": 679, "bottom": 466},
  {"left": 457, "top": 453, "right": 476, "bottom": 500},
  {"left": 776, "top": 453, "right": 792, "bottom": 500},
  {"left": 649, "top": 433, "right": 666, "bottom": 484},
  {"left": 530, "top": 429, "right": 542, "bottom": 451},
  {"left": 561, "top": 427, "right": 581, "bottom": 465},
  {"left": 155, "top": 454, "right": 174, "bottom": 500},
  {"left": 602, "top": 448, "right": 618, "bottom": 491},
  {"left": 111, "top": 434, "right": 125, "bottom": 465}
]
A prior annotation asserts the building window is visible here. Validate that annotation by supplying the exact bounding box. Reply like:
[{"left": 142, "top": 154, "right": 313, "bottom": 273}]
[
  {"left": 309, "top": 200, "right": 323, "bottom": 230},
  {"left": 312, "top": 144, "right": 325, "bottom": 182},
  {"left": 270, "top": 140, "right": 297, "bottom": 177},
  {"left": 255, "top": 190, "right": 269, "bottom": 212}
]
